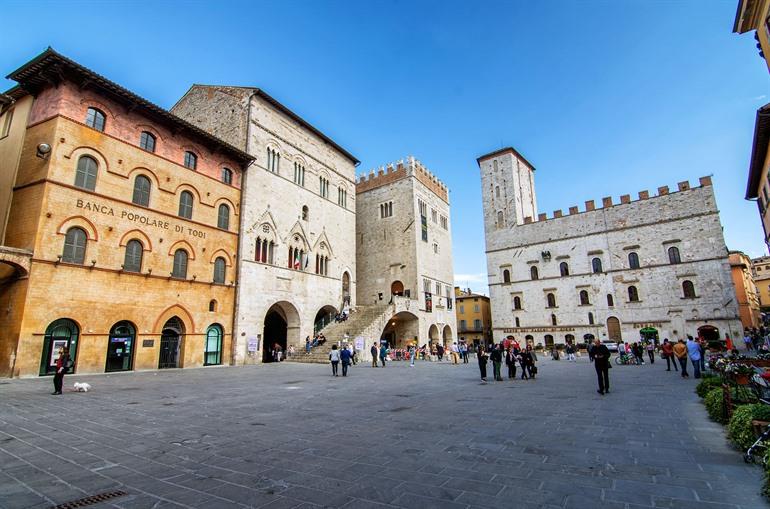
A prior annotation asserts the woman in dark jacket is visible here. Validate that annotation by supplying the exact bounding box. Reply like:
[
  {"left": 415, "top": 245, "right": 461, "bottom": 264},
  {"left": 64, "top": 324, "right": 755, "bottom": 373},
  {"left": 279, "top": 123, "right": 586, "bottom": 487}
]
[
  {"left": 490, "top": 345, "right": 503, "bottom": 381},
  {"left": 519, "top": 349, "right": 531, "bottom": 380},
  {"left": 505, "top": 347, "right": 517, "bottom": 379},
  {"left": 477, "top": 346, "right": 489, "bottom": 383}
]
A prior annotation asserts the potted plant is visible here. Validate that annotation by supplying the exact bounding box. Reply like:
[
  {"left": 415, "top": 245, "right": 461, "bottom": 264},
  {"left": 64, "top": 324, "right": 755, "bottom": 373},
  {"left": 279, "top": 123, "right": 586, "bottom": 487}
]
[{"left": 725, "top": 363, "right": 755, "bottom": 385}]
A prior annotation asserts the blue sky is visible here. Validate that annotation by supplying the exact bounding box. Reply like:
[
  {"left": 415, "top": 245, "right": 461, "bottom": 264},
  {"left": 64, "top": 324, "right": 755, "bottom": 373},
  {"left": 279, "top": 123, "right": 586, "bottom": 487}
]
[{"left": 2, "top": 0, "right": 767, "bottom": 295}]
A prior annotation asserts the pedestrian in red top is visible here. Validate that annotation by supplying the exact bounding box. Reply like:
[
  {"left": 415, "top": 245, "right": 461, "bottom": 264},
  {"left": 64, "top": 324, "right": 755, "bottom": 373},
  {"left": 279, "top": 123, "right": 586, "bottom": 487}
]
[{"left": 52, "top": 348, "right": 69, "bottom": 395}]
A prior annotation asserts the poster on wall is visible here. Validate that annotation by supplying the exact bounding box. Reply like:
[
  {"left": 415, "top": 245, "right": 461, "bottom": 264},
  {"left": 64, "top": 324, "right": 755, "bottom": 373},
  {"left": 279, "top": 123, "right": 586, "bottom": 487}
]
[
  {"left": 247, "top": 336, "right": 258, "bottom": 352},
  {"left": 49, "top": 339, "right": 68, "bottom": 367},
  {"left": 355, "top": 337, "right": 364, "bottom": 351},
  {"left": 425, "top": 292, "right": 432, "bottom": 312}
]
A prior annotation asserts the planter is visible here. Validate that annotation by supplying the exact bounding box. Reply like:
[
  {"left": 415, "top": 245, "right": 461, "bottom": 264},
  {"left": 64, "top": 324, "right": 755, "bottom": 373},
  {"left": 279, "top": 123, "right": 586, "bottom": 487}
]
[{"left": 735, "top": 374, "right": 751, "bottom": 385}]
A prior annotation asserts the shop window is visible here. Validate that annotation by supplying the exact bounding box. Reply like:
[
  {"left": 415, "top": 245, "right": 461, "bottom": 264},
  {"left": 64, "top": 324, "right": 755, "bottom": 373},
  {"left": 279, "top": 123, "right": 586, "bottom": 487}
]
[
  {"left": 62, "top": 227, "right": 87, "bottom": 264},
  {"left": 75, "top": 155, "right": 98, "bottom": 191}
]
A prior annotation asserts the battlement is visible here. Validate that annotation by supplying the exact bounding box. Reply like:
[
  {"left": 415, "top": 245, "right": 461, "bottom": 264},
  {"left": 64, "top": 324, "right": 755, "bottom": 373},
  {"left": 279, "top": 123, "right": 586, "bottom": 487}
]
[
  {"left": 520, "top": 176, "right": 713, "bottom": 225},
  {"left": 356, "top": 156, "right": 449, "bottom": 201}
]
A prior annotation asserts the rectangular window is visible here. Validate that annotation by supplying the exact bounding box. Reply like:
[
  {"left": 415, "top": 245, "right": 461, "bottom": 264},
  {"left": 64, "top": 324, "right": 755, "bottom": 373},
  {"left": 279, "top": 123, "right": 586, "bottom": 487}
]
[
  {"left": 380, "top": 201, "right": 393, "bottom": 218},
  {"left": 423, "top": 278, "right": 431, "bottom": 293},
  {"left": 1, "top": 109, "right": 13, "bottom": 138},
  {"left": 431, "top": 209, "right": 437, "bottom": 223},
  {"left": 440, "top": 215, "right": 448, "bottom": 230},
  {"left": 460, "top": 320, "right": 466, "bottom": 331},
  {"left": 418, "top": 199, "right": 427, "bottom": 216},
  {"left": 338, "top": 188, "right": 347, "bottom": 207},
  {"left": 421, "top": 215, "right": 428, "bottom": 242},
  {"left": 474, "top": 319, "right": 481, "bottom": 330},
  {"left": 459, "top": 305, "right": 464, "bottom": 314},
  {"left": 433, "top": 242, "right": 438, "bottom": 254},
  {"left": 474, "top": 304, "right": 480, "bottom": 313},
  {"left": 435, "top": 282, "right": 441, "bottom": 295}
]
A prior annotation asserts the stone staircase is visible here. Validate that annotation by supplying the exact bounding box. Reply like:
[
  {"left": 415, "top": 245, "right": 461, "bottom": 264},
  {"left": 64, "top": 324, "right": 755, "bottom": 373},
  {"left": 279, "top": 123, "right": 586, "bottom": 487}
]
[{"left": 287, "top": 304, "right": 392, "bottom": 364}]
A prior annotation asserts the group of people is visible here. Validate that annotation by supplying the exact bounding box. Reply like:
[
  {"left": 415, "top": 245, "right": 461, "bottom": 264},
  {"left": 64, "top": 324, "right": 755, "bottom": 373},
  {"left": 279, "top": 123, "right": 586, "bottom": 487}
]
[
  {"left": 328, "top": 344, "right": 356, "bottom": 376},
  {"left": 661, "top": 336, "right": 706, "bottom": 378},
  {"left": 477, "top": 342, "right": 537, "bottom": 383},
  {"left": 744, "top": 326, "right": 769, "bottom": 351},
  {"left": 334, "top": 311, "right": 349, "bottom": 323},
  {"left": 304, "top": 334, "right": 328, "bottom": 354},
  {"left": 614, "top": 341, "right": 656, "bottom": 365}
]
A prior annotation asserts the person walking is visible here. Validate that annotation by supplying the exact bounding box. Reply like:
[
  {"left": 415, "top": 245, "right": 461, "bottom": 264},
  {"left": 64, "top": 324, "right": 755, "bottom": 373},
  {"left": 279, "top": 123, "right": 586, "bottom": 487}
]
[
  {"left": 673, "top": 338, "right": 689, "bottom": 378},
  {"left": 436, "top": 344, "right": 445, "bottom": 362},
  {"left": 698, "top": 338, "right": 706, "bottom": 372},
  {"left": 329, "top": 345, "right": 340, "bottom": 377},
  {"left": 490, "top": 344, "right": 503, "bottom": 381},
  {"left": 379, "top": 343, "right": 388, "bottom": 367},
  {"left": 451, "top": 343, "right": 460, "bottom": 364},
  {"left": 744, "top": 332, "right": 754, "bottom": 351},
  {"left": 409, "top": 344, "right": 416, "bottom": 367},
  {"left": 518, "top": 349, "right": 529, "bottom": 380},
  {"left": 592, "top": 339, "right": 610, "bottom": 395},
  {"left": 566, "top": 343, "right": 576, "bottom": 362},
  {"left": 661, "top": 339, "right": 677, "bottom": 372},
  {"left": 646, "top": 341, "right": 655, "bottom": 364},
  {"left": 371, "top": 343, "right": 378, "bottom": 368},
  {"left": 460, "top": 342, "right": 469, "bottom": 363},
  {"left": 340, "top": 345, "right": 352, "bottom": 377},
  {"left": 477, "top": 346, "right": 489, "bottom": 383},
  {"left": 527, "top": 345, "right": 538, "bottom": 379},
  {"left": 51, "top": 347, "right": 70, "bottom": 395},
  {"left": 686, "top": 335, "right": 701, "bottom": 379}
]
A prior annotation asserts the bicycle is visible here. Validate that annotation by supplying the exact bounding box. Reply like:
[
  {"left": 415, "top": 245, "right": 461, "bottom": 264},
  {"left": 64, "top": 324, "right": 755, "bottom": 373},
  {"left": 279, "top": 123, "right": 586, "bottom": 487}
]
[{"left": 614, "top": 353, "right": 638, "bottom": 365}]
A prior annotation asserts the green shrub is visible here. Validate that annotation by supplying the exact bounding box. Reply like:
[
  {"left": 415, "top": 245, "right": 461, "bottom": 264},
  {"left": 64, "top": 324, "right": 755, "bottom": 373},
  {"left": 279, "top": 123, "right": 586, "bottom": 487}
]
[
  {"left": 728, "top": 404, "right": 770, "bottom": 450},
  {"left": 696, "top": 377, "right": 724, "bottom": 398},
  {"left": 703, "top": 387, "right": 758, "bottom": 424}
]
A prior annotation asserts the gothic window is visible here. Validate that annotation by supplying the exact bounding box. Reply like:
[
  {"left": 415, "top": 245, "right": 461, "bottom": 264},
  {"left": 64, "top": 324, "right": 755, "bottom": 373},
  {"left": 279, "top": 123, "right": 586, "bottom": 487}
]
[
  {"left": 503, "top": 269, "right": 510, "bottom": 283},
  {"left": 513, "top": 296, "right": 522, "bottom": 310},
  {"left": 380, "top": 202, "right": 393, "bottom": 218},
  {"left": 293, "top": 162, "right": 305, "bottom": 186},
  {"left": 546, "top": 293, "right": 556, "bottom": 308},
  {"left": 62, "top": 227, "right": 87, "bottom": 264},
  {"left": 530, "top": 266, "right": 539, "bottom": 280},
  {"left": 75, "top": 155, "right": 98, "bottom": 191},
  {"left": 178, "top": 191, "right": 193, "bottom": 219},
  {"left": 132, "top": 175, "right": 151, "bottom": 206},
  {"left": 579, "top": 290, "right": 590, "bottom": 305},
  {"left": 682, "top": 280, "right": 696, "bottom": 298},
  {"left": 217, "top": 204, "right": 230, "bottom": 230},
  {"left": 551, "top": 314, "right": 557, "bottom": 326},
  {"left": 123, "top": 239, "right": 143, "bottom": 272},
  {"left": 338, "top": 188, "right": 347, "bottom": 207},
  {"left": 628, "top": 285, "right": 639, "bottom": 302},
  {"left": 172, "top": 249, "right": 188, "bottom": 278},
  {"left": 302, "top": 205, "right": 309, "bottom": 221},
  {"left": 607, "top": 294, "right": 614, "bottom": 307},
  {"left": 183, "top": 151, "right": 197, "bottom": 170},
  {"left": 319, "top": 176, "right": 329, "bottom": 198},
  {"left": 267, "top": 148, "right": 280, "bottom": 173},
  {"left": 139, "top": 131, "right": 156, "bottom": 152},
  {"left": 221, "top": 168, "right": 233, "bottom": 185},
  {"left": 255, "top": 231, "right": 275, "bottom": 265},
  {"left": 591, "top": 257, "right": 603, "bottom": 274},
  {"left": 559, "top": 262, "right": 569, "bottom": 277},
  {"left": 497, "top": 211, "right": 504, "bottom": 228},
  {"left": 628, "top": 252, "right": 640, "bottom": 269},
  {"left": 85, "top": 107, "right": 105, "bottom": 131},
  {"left": 588, "top": 312, "right": 595, "bottom": 325},
  {"left": 668, "top": 246, "right": 681, "bottom": 264},
  {"left": 213, "top": 257, "right": 226, "bottom": 284}
]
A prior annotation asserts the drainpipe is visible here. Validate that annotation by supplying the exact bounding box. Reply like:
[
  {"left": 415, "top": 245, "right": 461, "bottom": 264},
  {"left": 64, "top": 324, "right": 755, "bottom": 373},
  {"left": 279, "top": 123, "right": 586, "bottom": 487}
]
[{"left": 231, "top": 92, "right": 256, "bottom": 366}]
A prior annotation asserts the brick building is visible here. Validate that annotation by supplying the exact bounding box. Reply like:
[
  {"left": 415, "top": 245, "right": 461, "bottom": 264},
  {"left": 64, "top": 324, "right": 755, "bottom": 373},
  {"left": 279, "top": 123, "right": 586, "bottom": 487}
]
[
  {"left": 0, "top": 49, "right": 252, "bottom": 377},
  {"left": 479, "top": 147, "right": 741, "bottom": 347}
]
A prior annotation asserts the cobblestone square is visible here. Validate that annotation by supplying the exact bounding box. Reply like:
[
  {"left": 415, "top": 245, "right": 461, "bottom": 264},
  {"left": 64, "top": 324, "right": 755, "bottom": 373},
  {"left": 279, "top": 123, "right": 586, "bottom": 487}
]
[{"left": 0, "top": 357, "right": 767, "bottom": 508}]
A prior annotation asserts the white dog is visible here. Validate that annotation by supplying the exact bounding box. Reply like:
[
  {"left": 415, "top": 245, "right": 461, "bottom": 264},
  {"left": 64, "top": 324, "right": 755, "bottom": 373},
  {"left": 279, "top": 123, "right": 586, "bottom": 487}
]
[{"left": 73, "top": 382, "right": 91, "bottom": 392}]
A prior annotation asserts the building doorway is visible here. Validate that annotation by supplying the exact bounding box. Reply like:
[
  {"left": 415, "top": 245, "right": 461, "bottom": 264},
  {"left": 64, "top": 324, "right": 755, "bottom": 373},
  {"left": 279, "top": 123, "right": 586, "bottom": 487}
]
[
  {"left": 380, "top": 311, "right": 419, "bottom": 348},
  {"left": 607, "top": 316, "right": 621, "bottom": 341},
  {"left": 159, "top": 317, "right": 184, "bottom": 369},
  {"left": 342, "top": 272, "right": 351, "bottom": 307},
  {"left": 39, "top": 318, "right": 79, "bottom": 376},
  {"left": 314, "top": 305, "right": 337, "bottom": 335},
  {"left": 391, "top": 280, "right": 404, "bottom": 297},
  {"left": 204, "top": 324, "right": 223, "bottom": 366},
  {"left": 544, "top": 334, "right": 554, "bottom": 349},
  {"left": 262, "top": 301, "right": 300, "bottom": 363},
  {"left": 106, "top": 321, "right": 135, "bottom": 372},
  {"left": 698, "top": 325, "right": 720, "bottom": 345},
  {"left": 442, "top": 324, "right": 453, "bottom": 347}
]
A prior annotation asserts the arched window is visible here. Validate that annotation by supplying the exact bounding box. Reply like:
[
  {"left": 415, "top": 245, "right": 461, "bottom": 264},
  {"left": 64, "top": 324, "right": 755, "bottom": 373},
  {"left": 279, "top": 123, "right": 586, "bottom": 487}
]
[
  {"left": 628, "top": 285, "right": 639, "bottom": 302},
  {"left": 530, "top": 266, "right": 539, "bottom": 280},
  {"left": 579, "top": 290, "right": 590, "bottom": 305},
  {"left": 497, "top": 211, "right": 504, "bottom": 228},
  {"left": 221, "top": 168, "right": 233, "bottom": 185},
  {"left": 204, "top": 324, "right": 223, "bottom": 366},
  {"left": 139, "top": 131, "right": 156, "bottom": 152},
  {"left": 668, "top": 246, "right": 681, "bottom": 264},
  {"left": 62, "top": 227, "right": 87, "bottom": 264},
  {"left": 184, "top": 151, "right": 197, "bottom": 170},
  {"left": 592, "top": 257, "right": 603, "bottom": 274},
  {"left": 302, "top": 205, "right": 309, "bottom": 221},
  {"left": 513, "top": 296, "right": 522, "bottom": 310},
  {"left": 132, "top": 175, "right": 151, "bottom": 206},
  {"left": 607, "top": 294, "right": 614, "bottom": 307},
  {"left": 213, "top": 257, "right": 226, "bottom": 284},
  {"left": 75, "top": 155, "right": 98, "bottom": 191},
  {"left": 217, "top": 204, "right": 230, "bottom": 230},
  {"left": 682, "top": 280, "right": 696, "bottom": 298},
  {"left": 503, "top": 269, "right": 510, "bottom": 283},
  {"left": 551, "top": 314, "right": 557, "bottom": 326},
  {"left": 85, "top": 107, "right": 105, "bottom": 131},
  {"left": 255, "top": 235, "right": 275, "bottom": 264},
  {"left": 559, "top": 262, "right": 569, "bottom": 277},
  {"left": 123, "top": 239, "right": 143, "bottom": 272},
  {"left": 178, "top": 191, "right": 193, "bottom": 219},
  {"left": 546, "top": 293, "right": 556, "bottom": 308},
  {"left": 209, "top": 299, "right": 217, "bottom": 312},
  {"left": 588, "top": 312, "right": 595, "bottom": 325},
  {"left": 628, "top": 252, "right": 640, "bottom": 269},
  {"left": 172, "top": 249, "right": 188, "bottom": 278}
]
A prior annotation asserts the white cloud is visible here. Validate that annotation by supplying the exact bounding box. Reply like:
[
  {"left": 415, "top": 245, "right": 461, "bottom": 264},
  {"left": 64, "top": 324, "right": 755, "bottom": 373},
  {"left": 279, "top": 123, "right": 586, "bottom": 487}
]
[
  {"left": 454, "top": 273, "right": 486, "bottom": 283},
  {"left": 754, "top": 95, "right": 767, "bottom": 101}
]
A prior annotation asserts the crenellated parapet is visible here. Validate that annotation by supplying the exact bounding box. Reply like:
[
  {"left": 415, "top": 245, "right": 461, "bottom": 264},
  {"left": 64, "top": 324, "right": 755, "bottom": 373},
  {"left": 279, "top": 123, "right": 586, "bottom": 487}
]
[
  {"left": 520, "top": 176, "right": 713, "bottom": 225},
  {"left": 356, "top": 156, "right": 449, "bottom": 201}
]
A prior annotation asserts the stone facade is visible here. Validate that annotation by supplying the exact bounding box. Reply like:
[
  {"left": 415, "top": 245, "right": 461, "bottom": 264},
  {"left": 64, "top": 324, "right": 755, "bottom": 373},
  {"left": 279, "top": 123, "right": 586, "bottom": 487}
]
[
  {"left": 0, "top": 49, "right": 252, "bottom": 377},
  {"left": 172, "top": 86, "right": 358, "bottom": 364},
  {"left": 479, "top": 147, "right": 742, "bottom": 347},
  {"left": 355, "top": 157, "right": 456, "bottom": 348},
  {"left": 729, "top": 251, "right": 761, "bottom": 329},
  {"left": 752, "top": 256, "right": 770, "bottom": 312}
]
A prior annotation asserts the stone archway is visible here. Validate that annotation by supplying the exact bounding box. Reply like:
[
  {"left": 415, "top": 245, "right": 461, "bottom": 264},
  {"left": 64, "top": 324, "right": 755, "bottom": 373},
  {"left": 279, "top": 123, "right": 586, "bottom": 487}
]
[
  {"left": 262, "top": 301, "right": 300, "bottom": 363},
  {"left": 428, "top": 324, "right": 440, "bottom": 345},
  {"left": 442, "top": 324, "right": 453, "bottom": 346},
  {"left": 381, "top": 311, "right": 419, "bottom": 349},
  {"left": 159, "top": 316, "right": 185, "bottom": 369},
  {"left": 314, "top": 305, "right": 338, "bottom": 335}
]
